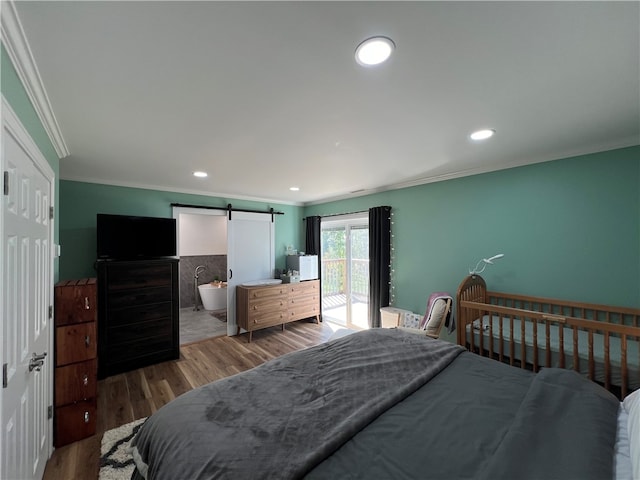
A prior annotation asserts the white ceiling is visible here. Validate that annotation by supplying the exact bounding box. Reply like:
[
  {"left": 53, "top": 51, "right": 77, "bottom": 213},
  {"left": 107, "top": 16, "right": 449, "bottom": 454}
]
[{"left": 8, "top": 1, "right": 640, "bottom": 205}]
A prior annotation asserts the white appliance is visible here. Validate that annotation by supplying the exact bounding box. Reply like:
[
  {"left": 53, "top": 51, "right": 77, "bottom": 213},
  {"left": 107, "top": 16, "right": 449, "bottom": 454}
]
[{"left": 286, "top": 255, "right": 319, "bottom": 281}]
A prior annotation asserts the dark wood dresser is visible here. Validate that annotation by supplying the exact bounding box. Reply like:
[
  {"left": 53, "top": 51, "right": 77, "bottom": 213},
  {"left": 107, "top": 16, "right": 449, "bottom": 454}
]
[
  {"left": 97, "top": 258, "right": 180, "bottom": 378},
  {"left": 54, "top": 278, "right": 98, "bottom": 446}
]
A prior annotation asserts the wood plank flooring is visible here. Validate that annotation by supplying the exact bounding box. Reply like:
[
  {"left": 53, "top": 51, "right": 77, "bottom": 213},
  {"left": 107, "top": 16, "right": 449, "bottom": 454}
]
[{"left": 43, "top": 320, "right": 335, "bottom": 480}]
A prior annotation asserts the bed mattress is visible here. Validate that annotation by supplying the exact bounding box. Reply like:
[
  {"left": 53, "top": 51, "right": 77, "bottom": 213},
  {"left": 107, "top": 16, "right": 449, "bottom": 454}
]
[{"left": 131, "top": 329, "right": 620, "bottom": 480}]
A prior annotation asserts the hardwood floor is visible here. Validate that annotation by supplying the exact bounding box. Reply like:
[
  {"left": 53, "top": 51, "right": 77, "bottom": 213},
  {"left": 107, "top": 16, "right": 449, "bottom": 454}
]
[{"left": 43, "top": 320, "right": 336, "bottom": 480}]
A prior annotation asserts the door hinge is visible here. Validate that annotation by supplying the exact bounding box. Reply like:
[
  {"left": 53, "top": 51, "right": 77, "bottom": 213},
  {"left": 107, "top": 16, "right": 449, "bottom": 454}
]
[
  {"left": 3, "top": 171, "right": 8, "bottom": 196},
  {"left": 48, "top": 305, "right": 53, "bottom": 320},
  {"left": 49, "top": 206, "right": 54, "bottom": 220},
  {"left": 48, "top": 405, "right": 53, "bottom": 419},
  {"left": 2, "top": 363, "right": 7, "bottom": 388}
]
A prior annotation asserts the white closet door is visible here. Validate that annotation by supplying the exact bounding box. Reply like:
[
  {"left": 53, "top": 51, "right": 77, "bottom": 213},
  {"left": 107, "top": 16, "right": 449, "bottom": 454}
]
[
  {"left": 2, "top": 98, "right": 54, "bottom": 480},
  {"left": 226, "top": 211, "right": 275, "bottom": 336}
]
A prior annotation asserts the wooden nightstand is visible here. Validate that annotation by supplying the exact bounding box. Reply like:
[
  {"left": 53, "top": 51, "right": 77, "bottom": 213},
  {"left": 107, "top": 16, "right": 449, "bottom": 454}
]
[{"left": 54, "top": 278, "right": 97, "bottom": 446}]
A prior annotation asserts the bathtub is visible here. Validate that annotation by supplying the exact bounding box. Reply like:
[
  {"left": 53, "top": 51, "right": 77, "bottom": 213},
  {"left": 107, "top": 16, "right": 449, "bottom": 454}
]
[{"left": 198, "top": 283, "right": 227, "bottom": 311}]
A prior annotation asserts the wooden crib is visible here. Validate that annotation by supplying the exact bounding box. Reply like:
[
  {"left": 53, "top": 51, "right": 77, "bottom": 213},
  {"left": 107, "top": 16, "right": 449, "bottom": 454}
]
[{"left": 456, "top": 274, "right": 640, "bottom": 398}]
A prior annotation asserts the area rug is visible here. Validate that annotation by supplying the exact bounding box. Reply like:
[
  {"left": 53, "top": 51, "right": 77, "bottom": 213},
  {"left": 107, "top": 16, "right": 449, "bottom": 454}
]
[{"left": 99, "top": 418, "right": 146, "bottom": 480}]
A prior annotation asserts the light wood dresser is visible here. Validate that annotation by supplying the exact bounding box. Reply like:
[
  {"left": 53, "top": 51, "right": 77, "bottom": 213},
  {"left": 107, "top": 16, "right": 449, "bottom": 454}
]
[
  {"left": 54, "top": 278, "right": 97, "bottom": 447},
  {"left": 236, "top": 279, "right": 320, "bottom": 342}
]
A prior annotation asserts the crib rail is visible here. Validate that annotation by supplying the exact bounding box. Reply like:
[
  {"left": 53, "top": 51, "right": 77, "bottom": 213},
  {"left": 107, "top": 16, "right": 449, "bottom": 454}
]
[
  {"left": 486, "top": 290, "right": 640, "bottom": 328},
  {"left": 459, "top": 299, "right": 640, "bottom": 398}
]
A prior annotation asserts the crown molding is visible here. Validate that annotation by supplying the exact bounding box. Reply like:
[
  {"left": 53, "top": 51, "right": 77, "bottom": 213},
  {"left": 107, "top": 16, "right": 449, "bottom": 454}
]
[
  {"left": 1, "top": 0, "right": 69, "bottom": 158},
  {"left": 59, "top": 174, "right": 304, "bottom": 207}
]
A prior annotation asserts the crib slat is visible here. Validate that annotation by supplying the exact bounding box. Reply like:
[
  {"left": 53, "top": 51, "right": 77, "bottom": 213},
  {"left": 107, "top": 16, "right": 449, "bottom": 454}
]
[
  {"left": 520, "top": 317, "right": 526, "bottom": 369},
  {"left": 509, "top": 317, "right": 515, "bottom": 367},
  {"left": 587, "top": 330, "right": 594, "bottom": 382},
  {"left": 488, "top": 314, "right": 494, "bottom": 359},
  {"left": 558, "top": 325, "right": 565, "bottom": 369},
  {"left": 621, "top": 335, "right": 628, "bottom": 398},
  {"left": 604, "top": 332, "right": 611, "bottom": 391},
  {"left": 499, "top": 314, "right": 504, "bottom": 362},
  {"left": 545, "top": 322, "right": 551, "bottom": 367},
  {"left": 573, "top": 327, "right": 579, "bottom": 373},
  {"left": 532, "top": 318, "right": 539, "bottom": 372}
]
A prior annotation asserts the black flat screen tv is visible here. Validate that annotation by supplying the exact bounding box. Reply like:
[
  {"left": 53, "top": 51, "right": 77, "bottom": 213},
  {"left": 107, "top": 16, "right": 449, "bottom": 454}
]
[{"left": 97, "top": 213, "right": 177, "bottom": 260}]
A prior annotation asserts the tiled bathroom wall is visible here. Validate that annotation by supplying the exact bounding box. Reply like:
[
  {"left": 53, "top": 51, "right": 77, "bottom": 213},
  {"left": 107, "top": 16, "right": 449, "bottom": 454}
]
[{"left": 179, "top": 255, "right": 227, "bottom": 308}]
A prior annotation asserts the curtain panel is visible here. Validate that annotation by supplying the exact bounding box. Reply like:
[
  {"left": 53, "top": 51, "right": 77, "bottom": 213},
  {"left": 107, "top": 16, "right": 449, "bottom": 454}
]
[
  {"left": 305, "top": 216, "right": 322, "bottom": 288},
  {"left": 368, "top": 206, "right": 392, "bottom": 328}
]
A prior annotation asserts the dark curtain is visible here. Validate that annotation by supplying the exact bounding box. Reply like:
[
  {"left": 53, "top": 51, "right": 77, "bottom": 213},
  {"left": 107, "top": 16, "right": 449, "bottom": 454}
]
[
  {"left": 305, "top": 216, "right": 322, "bottom": 291},
  {"left": 304, "top": 216, "right": 321, "bottom": 256},
  {"left": 368, "top": 206, "right": 392, "bottom": 328}
]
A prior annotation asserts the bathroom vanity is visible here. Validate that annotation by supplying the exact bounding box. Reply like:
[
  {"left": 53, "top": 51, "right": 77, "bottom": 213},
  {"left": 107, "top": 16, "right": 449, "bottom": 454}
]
[{"left": 236, "top": 279, "right": 320, "bottom": 342}]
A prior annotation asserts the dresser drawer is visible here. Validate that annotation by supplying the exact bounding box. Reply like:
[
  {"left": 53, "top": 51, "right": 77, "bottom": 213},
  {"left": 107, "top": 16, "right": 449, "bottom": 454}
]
[
  {"left": 55, "top": 279, "right": 97, "bottom": 326},
  {"left": 288, "top": 302, "right": 320, "bottom": 321},
  {"left": 250, "top": 311, "right": 287, "bottom": 327},
  {"left": 108, "top": 318, "right": 174, "bottom": 345},
  {"left": 55, "top": 399, "right": 97, "bottom": 447},
  {"left": 106, "top": 263, "right": 173, "bottom": 290},
  {"left": 249, "top": 298, "right": 287, "bottom": 316},
  {"left": 107, "top": 302, "right": 172, "bottom": 327},
  {"left": 55, "top": 359, "right": 97, "bottom": 406},
  {"left": 106, "top": 334, "right": 175, "bottom": 363},
  {"left": 287, "top": 281, "right": 319, "bottom": 295},
  {"left": 56, "top": 322, "right": 97, "bottom": 366},
  {"left": 288, "top": 293, "right": 319, "bottom": 307},
  {"left": 246, "top": 285, "right": 287, "bottom": 300},
  {"left": 107, "top": 286, "right": 173, "bottom": 309}
]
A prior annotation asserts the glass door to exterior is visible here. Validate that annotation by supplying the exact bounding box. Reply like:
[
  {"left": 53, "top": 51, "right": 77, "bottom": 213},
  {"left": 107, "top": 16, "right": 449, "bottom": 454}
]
[{"left": 321, "top": 215, "right": 369, "bottom": 329}]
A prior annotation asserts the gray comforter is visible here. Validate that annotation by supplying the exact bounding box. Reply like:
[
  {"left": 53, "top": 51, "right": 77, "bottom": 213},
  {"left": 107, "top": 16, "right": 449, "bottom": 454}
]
[
  {"left": 130, "top": 328, "right": 464, "bottom": 480},
  {"left": 131, "top": 328, "right": 620, "bottom": 480}
]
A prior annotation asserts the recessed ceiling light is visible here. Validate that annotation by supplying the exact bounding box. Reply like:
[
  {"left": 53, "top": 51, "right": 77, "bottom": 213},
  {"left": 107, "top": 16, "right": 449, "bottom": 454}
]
[
  {"left": 289, "top": 187, "right": 300, "bottom": 192},
  {"left": 470, "top": 129, "right": 496, "bottom": 141},
  {"left": 193, "top": 171, "right": 208, "bottom": 178},
  {"left": 355, "top": 36, "right": 395, "bottom": 66}
]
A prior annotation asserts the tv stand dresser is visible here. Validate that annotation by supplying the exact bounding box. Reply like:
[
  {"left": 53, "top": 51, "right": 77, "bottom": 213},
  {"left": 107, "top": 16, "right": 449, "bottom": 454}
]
[{"left": 97, "top": 258, "right": 179, "bottom": 378}]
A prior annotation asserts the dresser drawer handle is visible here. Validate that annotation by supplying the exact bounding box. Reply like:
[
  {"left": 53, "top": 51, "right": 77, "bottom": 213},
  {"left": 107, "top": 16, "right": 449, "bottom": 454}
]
[
  {"left": 85, "top": 335, "right": 90, "bottom": 347},
  {"left": 84, "top": 411, "right": 90, "bottom": 423},
  {"left": 84, "top": 297, "right": 90, "bottom": 310},
  {"left": 83, "top": 374, "right": 89, "bottom": 386}
]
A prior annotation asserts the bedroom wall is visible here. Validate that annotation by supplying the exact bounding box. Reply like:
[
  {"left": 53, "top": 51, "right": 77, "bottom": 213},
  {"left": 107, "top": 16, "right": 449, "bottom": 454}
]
[
  {"left": 304, "top": 146, "right": 640, "bottom": 341},
  {"left": 1, "top": 45, "right": 61, "bottom": 280},
  {"left": 58, "top": 180, "right": 304, "bottom": 280}
]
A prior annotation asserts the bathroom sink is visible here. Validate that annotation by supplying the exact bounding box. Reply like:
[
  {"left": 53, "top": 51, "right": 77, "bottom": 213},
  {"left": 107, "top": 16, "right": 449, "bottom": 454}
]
[{"left": 241, "top": 279, "right": 283, "bottom": 286}]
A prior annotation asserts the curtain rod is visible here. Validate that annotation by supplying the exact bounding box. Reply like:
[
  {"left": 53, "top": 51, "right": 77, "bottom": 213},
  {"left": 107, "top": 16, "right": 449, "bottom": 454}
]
[
  {"left": 303, "top": 210, "right": 368, "bottom": 220},
  {"left": 171, "top": 203, "right": 284, "bottom": 221}
]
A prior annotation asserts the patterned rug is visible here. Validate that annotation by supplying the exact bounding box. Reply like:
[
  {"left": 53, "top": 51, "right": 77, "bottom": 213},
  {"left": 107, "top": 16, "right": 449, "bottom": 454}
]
[{"left": 99, "top": 418, "right": 146, "bottom": 480}]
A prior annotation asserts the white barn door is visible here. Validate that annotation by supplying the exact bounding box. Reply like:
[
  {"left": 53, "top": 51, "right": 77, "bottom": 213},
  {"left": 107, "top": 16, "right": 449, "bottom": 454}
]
[
  {"left": 1, "top": 99, "right": 54, "bottom": 480},
  {"left": 226, "top": 211, "right": 275, "bottom": 336}
]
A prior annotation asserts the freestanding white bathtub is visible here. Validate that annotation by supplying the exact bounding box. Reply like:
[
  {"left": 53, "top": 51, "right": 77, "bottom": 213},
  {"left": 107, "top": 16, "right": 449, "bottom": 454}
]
[{"left": 198, "top": 284, "right": 227, "bottom": 311}]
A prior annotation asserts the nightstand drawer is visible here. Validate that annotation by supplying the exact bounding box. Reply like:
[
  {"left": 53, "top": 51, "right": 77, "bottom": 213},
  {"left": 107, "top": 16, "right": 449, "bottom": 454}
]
[
  {"left": 55, "top": 359, "right": 97, "bottom": 406},
  {"left": 55, "top": 399, "right": 97, "bottom": 447},
  {"left": 54, "top": 279, "right": 97, "bottom": 326},
  {"left": 55, "top": 322, "right": 97, "bottom": 366}
]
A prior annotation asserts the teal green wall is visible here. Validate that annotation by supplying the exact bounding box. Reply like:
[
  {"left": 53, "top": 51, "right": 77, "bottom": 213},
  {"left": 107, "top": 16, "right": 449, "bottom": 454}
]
[
  {"left": 59, "top": 180, "right": 303, "bottom": 279},
  {"left": 305, "top": 146, "right": 640, "bottom": 335},
  {"left": 1, "top": 45, "right": 61, "bottom": 279}
]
